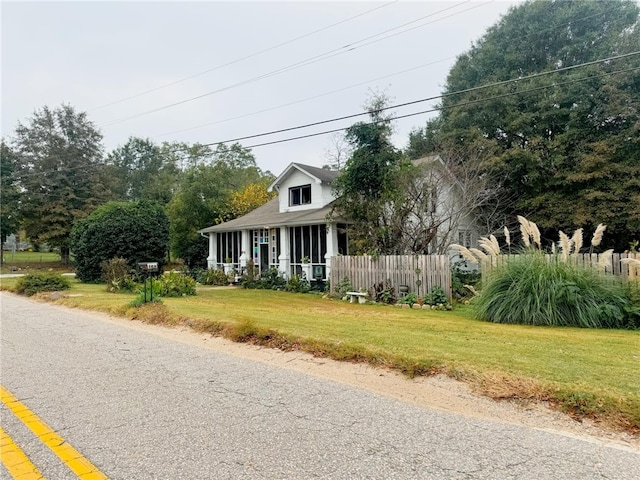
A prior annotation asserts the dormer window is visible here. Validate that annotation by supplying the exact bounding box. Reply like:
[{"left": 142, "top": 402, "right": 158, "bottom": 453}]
[{"left": 289, "top": 184, "right": 311, "bottom": 206}]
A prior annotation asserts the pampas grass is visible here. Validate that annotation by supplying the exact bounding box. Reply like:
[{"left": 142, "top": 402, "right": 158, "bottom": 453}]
[
  {"left": 475, "top": 252, "right": 631, "bottom": 328},
  {"left": 591, "top": 224, "right": 607, "bottom": 249}
]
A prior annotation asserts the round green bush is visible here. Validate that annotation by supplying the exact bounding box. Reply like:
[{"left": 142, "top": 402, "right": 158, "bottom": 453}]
[
  {"left": 15, "top": 273, "right": 70, "bottom": 296},
  {"left": 476, "top": 253, "right": 634, "bottom": 328}
]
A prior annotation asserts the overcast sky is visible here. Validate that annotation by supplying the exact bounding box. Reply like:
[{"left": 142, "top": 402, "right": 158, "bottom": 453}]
[{"left": 2, "top": 0, "right": 522, "bottom": 174}]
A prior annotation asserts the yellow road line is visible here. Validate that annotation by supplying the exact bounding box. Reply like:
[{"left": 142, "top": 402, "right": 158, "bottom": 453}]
[
  {"left": 0, "top": 425, "right": 45, "bottom": 480},
  {"left": 0, "top": 386, "right": 108, "bottom": 480}
]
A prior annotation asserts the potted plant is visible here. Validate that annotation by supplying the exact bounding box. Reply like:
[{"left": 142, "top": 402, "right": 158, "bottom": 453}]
[
  {"left": 223, "top": 257, "right": 234, "bottom": 275},
  {"left": 300, "top": 256, "right": 312, "bottom": 280}
]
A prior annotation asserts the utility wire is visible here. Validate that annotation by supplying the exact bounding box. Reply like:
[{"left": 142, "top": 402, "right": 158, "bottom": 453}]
[
  {"left": 89, "top": 1, "right": 399, "bottom": 112},
  {"left": 15, "top": 64, "right": 638, "bottom": 179},
  {"left": 186, "top": 51, "right": 640, "bottom": 147},
  {"left": 152, "top": 2, "right": 626, "bottom": 139},
  {"left": 242, "top": 66, "right": 640, "bottom": 149},
  {"left": 99, "top": 1, "right": 479, "bottom": 127}
]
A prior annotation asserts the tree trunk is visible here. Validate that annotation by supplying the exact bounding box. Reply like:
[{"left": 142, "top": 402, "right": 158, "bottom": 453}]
[{"left": 60, "top": 245, "right": 70, "bottom": 265}]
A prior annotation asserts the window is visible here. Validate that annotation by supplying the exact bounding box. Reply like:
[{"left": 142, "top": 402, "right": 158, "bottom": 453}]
[
  {"left": 289, "top": 184, "right": 311, "bottom": 206},
  {"left": 458, "top": 230, "right": 473, "bottom": 248}
]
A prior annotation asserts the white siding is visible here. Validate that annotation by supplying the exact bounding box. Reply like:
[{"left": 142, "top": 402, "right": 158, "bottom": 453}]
[{"left": 276, "top": 170, "right": 335, "bottom": 213}]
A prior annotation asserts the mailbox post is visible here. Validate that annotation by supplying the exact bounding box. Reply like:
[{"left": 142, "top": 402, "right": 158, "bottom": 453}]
[{"left": 138, "top": 262, "right": 159, "bottom": 303}]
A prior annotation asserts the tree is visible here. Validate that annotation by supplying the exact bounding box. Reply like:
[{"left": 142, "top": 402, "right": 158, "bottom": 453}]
[
  {"left": 0, "top": 141, "right": 21, "bottom": 262},
  {"left": 410, "top": 0, "right": 640, "bottom": 250},
  {"left": 332, "top": 93, "right": 406, "bottom": 254},
  {"left": 12, "top": 105, "right": 107, "bottom": 263},
  {"left": 70, "top": 201, "right": 169, "bottom": 282},
  {"left": 166, "top": 143, "right": 271, "bottom": 268},
  {"left": 106, "top": 137, "right": 181, "bottom": 205},
  {"left": 229, "top": 182, "right": 276, "bottom": 218}
]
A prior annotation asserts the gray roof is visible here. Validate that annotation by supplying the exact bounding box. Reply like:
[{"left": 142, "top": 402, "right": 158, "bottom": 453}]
[
  {"left": 269, "top": 162, "right": 339, "bottom": 191},
  {"left": 199, "top": 198, "right": 344, "bottom": 233}
]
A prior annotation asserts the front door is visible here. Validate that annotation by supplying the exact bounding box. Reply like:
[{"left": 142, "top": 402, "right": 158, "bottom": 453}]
[{"left": 259, "top": 243, "right": 269, "bottom": 273}]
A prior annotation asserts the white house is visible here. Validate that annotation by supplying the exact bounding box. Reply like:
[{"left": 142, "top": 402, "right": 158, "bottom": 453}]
[{"left": 198, "top": 163, "right": 349, "bottom": 281}]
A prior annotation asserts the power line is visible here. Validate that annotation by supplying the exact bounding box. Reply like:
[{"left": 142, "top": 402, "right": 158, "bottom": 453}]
[
  {"left": 98, "top": 1, "right": 481, "bottom": 128},
  {"left": 242, "top": 65, "right": 640, "bottom": 149},
  {"left": 151, "top": 2, "right": 626, "bottom": 139},
  {"left": 15, "top": 63, "right": 638, "bottom": 180},
  {"left": 89, "top": 1, "right": 400, "bottom": 112},
  {"left": 188, "top": 52, "right": 640, "bottom": 147}
]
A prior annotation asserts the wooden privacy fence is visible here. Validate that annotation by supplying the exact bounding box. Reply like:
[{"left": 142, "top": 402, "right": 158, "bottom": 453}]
[
  {"left": 481, "top": 252, "right": 640, "bottom": 282},
  {"left": 330, "top": 255, "right": 451, "bottom": 299}
]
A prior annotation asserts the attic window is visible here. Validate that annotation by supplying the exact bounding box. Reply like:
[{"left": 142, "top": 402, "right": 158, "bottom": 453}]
[{"left": 289, "top": 184, "right": 311, "bottom": 206}]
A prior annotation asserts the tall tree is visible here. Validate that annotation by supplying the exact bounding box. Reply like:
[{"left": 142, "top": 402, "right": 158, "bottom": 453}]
[
  {"left": 0, "top": 141, "right": 21, "bottom": 262},
  {"left": 166, "top": 143, "right": 271, "bottom": 268},
  {"left": 106, "top": 137, "right": 181, "bottom": 204},
  {"left": 410, "top": 0, "right": 640, "bottom": 250},
  {"left": 332, "top": 93, "right": 406, "bottom": 254},
  {"left": 12, "top": 105, "right": 106, "bottom": 263}
]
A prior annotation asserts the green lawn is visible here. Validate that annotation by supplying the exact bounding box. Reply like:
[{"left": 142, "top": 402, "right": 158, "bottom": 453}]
[{"left": 2, "top": 277, "right": 639, "bottom": 432}]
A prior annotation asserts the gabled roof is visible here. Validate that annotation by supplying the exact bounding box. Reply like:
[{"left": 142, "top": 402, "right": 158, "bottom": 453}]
[
  {"left": 268, "top": 162, "right": 339, "bottom": 192},
  {"left": 199, "top": 198, "right": 344, "bottom": 233}
]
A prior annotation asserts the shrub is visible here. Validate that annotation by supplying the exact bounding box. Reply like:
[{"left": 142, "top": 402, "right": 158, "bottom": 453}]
[
  {"left": 15, "top": 273, "right": 70, "bottom": 296},
  {"left": 285, "top": 274, "right": 310, "bottom": 293},
  {"left": 476, "top": 253, "right": 633, "bottom": 328},
  {"left": 242, "top": 267, "right": 287, "bottom": 290},
  {"left": 333, "top": 276, "right": 353, "bottom": 298},
  {"left": 70, "top": 201, "right": 169, "bottom": 282},
  {"left": 101, "top": 257, "right": 137, "bottom": 292},
  {"left": 156, "top": 272, "right": 197, "bottom": 297},
  {"left": 197, "top": 268, "right": 229, "bottom": 286},
  {"left": 371, "top": 279, "right": 396, "bottom": 304},
  {"left": 398, "top": 292, "right": 418, "bottom": 307},
  {"left": 451, "top": 262, "right": 481, "bottom": 300},
  {"left": 423, "top": 286, "right": 449, "bottom": 306}
]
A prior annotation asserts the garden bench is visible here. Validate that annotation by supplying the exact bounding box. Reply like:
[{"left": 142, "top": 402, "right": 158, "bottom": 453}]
[{"left": 345, "top": 291, "right": 368, "bottom": 304}]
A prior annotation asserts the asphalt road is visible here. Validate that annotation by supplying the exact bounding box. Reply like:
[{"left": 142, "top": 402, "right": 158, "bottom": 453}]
[{"left": 1, "top": 291, "right": 639, "bottom": 479}]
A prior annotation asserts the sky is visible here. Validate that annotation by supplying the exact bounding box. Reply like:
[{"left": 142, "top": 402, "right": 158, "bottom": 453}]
[{"left": 1, "top": 0, "right": 522, "bottom": 174}]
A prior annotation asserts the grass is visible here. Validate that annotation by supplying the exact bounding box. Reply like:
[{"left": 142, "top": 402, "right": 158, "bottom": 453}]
[
  {"left": 2, "top": 277, "right": 639, "bottom": 433},
  {"left": 0, "top": 251, "right": 70, "bottom": 274}
]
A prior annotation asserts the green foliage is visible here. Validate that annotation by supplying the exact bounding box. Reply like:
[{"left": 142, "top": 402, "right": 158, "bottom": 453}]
[
  {"left": 241, "top": 267, "right": 287, "bottom": 290},
  {"left": 285, "top": 274, "right": 310, "bottom": 293},
  {"left": 416, "top": 0, "right": 640, "bottom": 251},
  {"left": 333, "top": 276, "right": 353, "bottom": 298},
  {"left": 156, "top": 272, "right": 197, "bottom": 297},
  {"left": 197, "top": 268, "right": 230, "bottom": 286},
  {"left": 0, "top": 141, "right": 21, "bottom": 249},
  {"left": 100, "top": 257, "right": 137, "bottom": 293},
  {"left": 166, "top": 143, "right": 272, "bottom": 269},
  {"left": 451, "top": 263, "right": 481, "bottom": 300},
  {"left": 70, "top": 201, "right": 169, "bottom": 282},
  {"left": 15, "top": 272, "right": 70, "bottom": 296},
  {"left": 423, "top": 286, "right": 449, "bottom": 306},
  {"left": 398, "top": 292, "right": 418, "bottom": 306},
  {"left": 332, "top": 93, "right": 406, "bottom": 254},
  {"left": 476, "top": 253, "right": 636, "bottom": 328},
  {"left": 372, "top": 280, "right": 397, "bottom": 304},
  {"left": 11, "top": 105, "right": 107, "bottom": 262},
  {"left": 105, "top": 137, "right": 179, "bottom": 205}
]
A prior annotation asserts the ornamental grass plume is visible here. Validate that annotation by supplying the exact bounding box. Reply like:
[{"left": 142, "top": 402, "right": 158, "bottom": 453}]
[
  {"left": 470, "top": 248, "right": 489, "bottom": 261},
  {"left": 517, "top": 215, "right": 531, "bottom": 248},
  {"left": 478, "top": 235, "right": 501, "bottom": 256},
  {"left": 558, "top": 231, "right": 572, "bottom": 261},
  {"left": 572, "top": 228, "right": 584, "bottom": 255},
  {"left": 503, "top": 226, "right": 511, "bottom": 247},
  {"left": 450, "top": 244, "right": 479, "bottom": 264},
  {"left": 529, "top": 220, "right": 541, "bottom": 249},
  {"left": 597, "top": 249, "right": 614, "bottom": 271},
  {"left": 591, "top": 223, "right": 607, "bottom": 249}
]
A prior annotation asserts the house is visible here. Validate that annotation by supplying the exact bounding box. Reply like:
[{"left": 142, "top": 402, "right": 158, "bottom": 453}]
[{"left": 198, "top": 163, "right": 349, "bottom": 281}]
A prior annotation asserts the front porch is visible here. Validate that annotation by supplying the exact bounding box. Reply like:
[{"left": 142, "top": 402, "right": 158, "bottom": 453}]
[{"left": 205, "top": 223, "right": 348, "bottom": 281}]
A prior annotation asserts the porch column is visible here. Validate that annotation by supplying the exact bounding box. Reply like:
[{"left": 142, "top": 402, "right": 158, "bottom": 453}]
[
  {"left": 239, "top": 229, "right": 251, "bottom": 269},
  {"left": 278, "top": 226, "right": 290, "bottom": 279},
  {"left": 324, "top": 223, "right": 339, "bottom": 280},
  {"left": 207, "top": 233, "right": 217, "bottom": 269}
]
